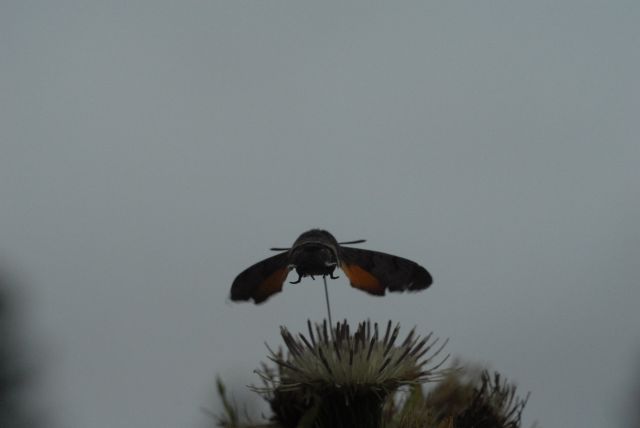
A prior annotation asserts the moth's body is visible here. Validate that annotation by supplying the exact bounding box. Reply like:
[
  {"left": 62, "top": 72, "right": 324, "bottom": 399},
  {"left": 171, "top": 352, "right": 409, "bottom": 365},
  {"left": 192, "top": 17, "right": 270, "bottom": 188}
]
[
  {"left": 288, "top": 229, "right": 340, "bottom": 282},
  {"left": 230, "top": 229, "right": 432, "bottom": 304}
]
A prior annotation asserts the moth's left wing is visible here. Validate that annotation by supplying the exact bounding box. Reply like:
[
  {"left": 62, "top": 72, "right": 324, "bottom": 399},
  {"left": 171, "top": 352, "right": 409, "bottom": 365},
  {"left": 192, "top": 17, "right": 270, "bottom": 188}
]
[
  {"left": 339, "top": 247, "right": 432, "bottom": 296},
  {"left": 230, "top": 252, "right": 291, "bottom": 304}
]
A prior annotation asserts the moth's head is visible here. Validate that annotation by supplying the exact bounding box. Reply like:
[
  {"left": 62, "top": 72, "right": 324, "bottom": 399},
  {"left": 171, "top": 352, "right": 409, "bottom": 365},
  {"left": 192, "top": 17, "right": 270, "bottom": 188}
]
[{"left": 289, "top": 244, "right": 336, "bottom": 265}]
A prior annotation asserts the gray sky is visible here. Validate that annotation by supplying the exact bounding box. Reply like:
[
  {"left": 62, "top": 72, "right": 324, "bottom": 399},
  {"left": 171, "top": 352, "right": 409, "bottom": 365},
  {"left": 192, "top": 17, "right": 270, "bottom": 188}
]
[{"left": 2, "top": 1, "right": 639, "bottom": 427}]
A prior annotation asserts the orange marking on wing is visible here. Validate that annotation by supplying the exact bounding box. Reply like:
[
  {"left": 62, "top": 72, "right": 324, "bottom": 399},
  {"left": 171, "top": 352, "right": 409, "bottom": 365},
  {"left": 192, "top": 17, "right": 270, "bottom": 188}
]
[
  {"left": 254, "top": 268, "right": 289, "bottom": 302},
  {"left": 342, "top": 264, "right": 385, "bottom": 295}
]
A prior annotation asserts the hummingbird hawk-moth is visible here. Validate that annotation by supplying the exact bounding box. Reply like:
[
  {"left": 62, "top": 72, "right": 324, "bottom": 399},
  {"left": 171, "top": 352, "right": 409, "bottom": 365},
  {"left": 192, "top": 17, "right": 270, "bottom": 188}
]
[{"left": 230, "top": 229, "right": 432, "bottom": 304}]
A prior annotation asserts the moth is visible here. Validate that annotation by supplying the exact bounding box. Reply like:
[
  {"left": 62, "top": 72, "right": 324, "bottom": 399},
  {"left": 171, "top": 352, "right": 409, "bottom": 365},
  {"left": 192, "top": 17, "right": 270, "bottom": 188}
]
[{"left": 230, "top": 229, "right": 432, "bottom": 304}]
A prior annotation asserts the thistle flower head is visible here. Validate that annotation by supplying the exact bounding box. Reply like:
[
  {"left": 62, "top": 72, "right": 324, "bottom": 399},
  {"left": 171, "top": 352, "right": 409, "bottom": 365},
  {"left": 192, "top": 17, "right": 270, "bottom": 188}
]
[{"left": 254, "top": 319, "right": 450, "bottom": 396}]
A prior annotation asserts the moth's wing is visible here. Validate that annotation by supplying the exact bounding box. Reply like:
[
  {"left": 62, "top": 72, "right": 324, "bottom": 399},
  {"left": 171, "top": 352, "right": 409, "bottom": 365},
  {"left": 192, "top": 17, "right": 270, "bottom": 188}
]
[
  {"left": 339, "top": 247, "right": 432, "bottom": 296},
  {"left": 230, "top": 252, "right": 291, "bottom": 304}
]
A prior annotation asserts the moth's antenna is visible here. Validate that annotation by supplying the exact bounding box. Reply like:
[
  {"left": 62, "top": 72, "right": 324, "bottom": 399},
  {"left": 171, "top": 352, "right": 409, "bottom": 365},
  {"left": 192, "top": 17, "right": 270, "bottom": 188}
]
[
  {"left": 269, "top": 247, "right": 290, "bottom": 251},
  {"left": 338, "top": 239, "right": 367, "bottom": 245},
  {"left": 323, "top": 276, "right": 334, "bottom": 336}
]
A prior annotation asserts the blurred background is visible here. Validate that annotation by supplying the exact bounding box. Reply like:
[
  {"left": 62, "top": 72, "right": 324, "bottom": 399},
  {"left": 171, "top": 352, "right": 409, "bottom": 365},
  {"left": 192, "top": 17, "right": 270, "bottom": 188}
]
[{"left": 2, "top": 1, "right": 639, "bottom": 427}]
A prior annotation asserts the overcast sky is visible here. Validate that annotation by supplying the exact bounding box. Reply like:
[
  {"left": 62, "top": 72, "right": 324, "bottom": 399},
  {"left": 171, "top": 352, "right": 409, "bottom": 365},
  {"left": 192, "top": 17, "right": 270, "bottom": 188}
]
[{"left": 2, "top": 1, "right": 639, "bottom": 427}]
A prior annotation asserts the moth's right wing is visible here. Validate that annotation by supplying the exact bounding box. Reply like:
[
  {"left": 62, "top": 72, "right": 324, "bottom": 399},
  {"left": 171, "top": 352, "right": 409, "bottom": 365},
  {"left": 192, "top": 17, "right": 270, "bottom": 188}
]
[
  {"left": 230, "top": 252, "right": 291, "bottom": 304},
  {"left": 340, "top": 247, "right": 432, "bottom": 296}
]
